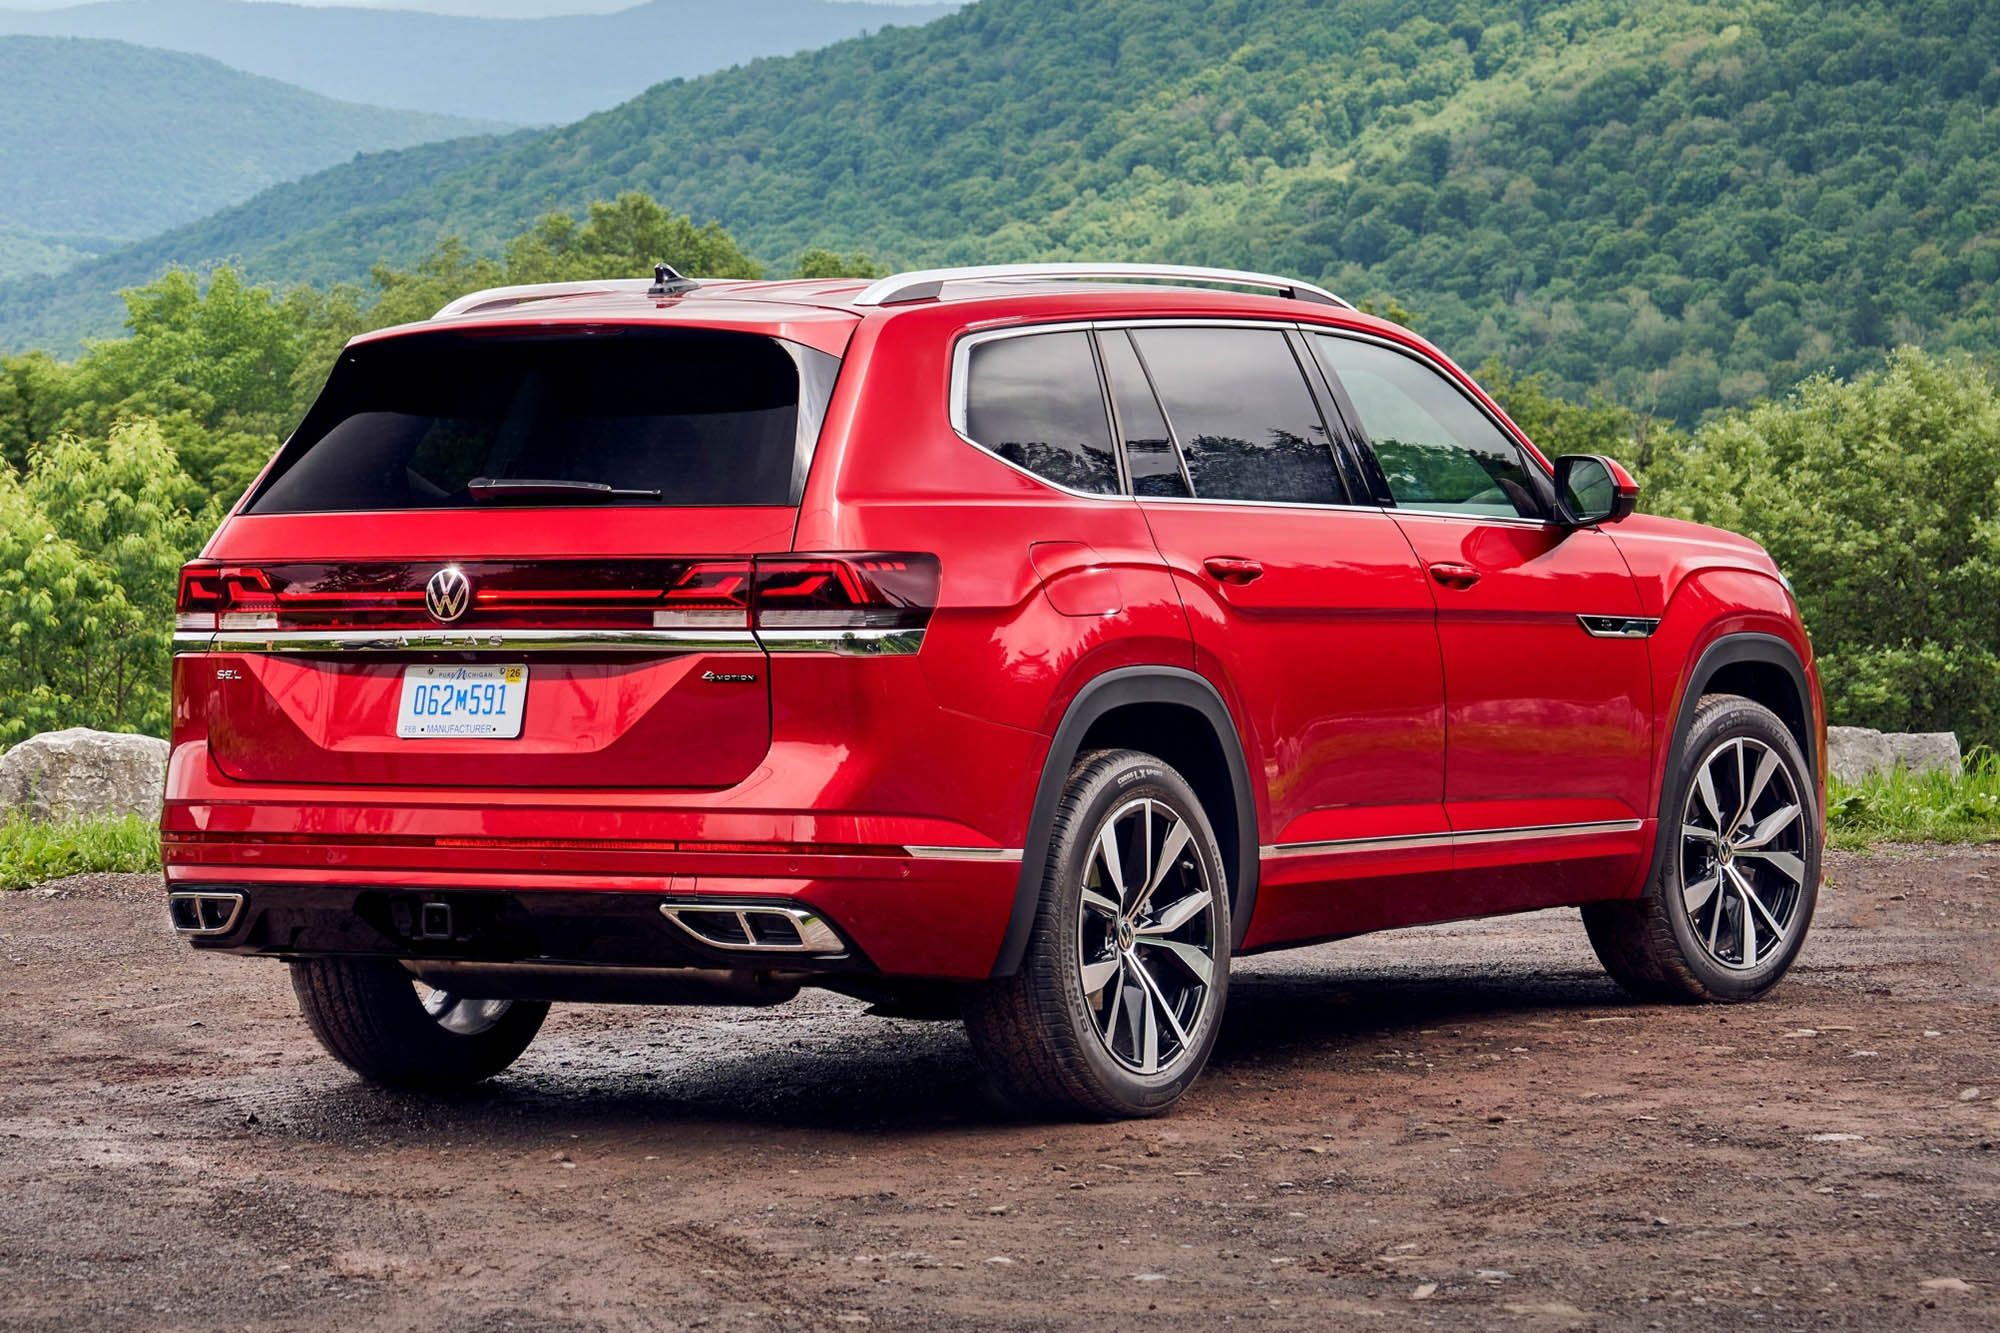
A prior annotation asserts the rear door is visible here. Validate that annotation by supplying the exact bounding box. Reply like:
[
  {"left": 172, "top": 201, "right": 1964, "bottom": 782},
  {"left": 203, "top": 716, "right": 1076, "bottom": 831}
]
[
  {"left": 181, "top": 324, "right": 843, "bottom": 789},
  {"left": 1309, "top": 331, "right": 1654, "bottom": 904},
  {"left": 1112, "top": 323, "right": 1451, "bottom": 948}
]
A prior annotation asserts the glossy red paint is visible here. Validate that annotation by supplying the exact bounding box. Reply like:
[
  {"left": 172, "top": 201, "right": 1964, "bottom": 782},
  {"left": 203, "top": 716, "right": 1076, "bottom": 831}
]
[{"left": 168, "top": 274, "right": 1822, "bottom": 986}]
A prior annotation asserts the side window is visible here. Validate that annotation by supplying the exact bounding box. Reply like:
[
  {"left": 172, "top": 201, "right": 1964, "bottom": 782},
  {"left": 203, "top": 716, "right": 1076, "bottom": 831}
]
[
  {"left": 1128, "top": 327, "right": 1344, "bottom": 505},
  {"left": 1314, "top": 335, "right": 1544, "bottom": 519},
  {"left": 1097, "top": 330, "right": 1188, "bottom": 498},
  {"left": 963, "top": 331, "right": 1120, "bottom": 495}
]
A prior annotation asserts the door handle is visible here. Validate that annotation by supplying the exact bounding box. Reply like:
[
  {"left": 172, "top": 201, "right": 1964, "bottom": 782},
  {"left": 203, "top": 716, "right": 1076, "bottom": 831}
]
[
  {"left": 1202, "top": 556, "right": 1264, "bottom": 586},
  {"left": 1428, "top": 561, "right": 1481, "bottom": 590}
]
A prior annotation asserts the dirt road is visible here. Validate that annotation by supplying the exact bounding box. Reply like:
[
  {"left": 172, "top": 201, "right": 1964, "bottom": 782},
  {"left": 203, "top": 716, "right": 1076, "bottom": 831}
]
[{"left": 2, "top": 848, "right": 1995, "bottom": 1330}]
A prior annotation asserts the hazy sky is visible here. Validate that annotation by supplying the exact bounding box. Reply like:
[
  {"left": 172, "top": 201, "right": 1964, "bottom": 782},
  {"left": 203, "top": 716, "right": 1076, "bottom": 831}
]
[{"left": 5, "top": 0, "right": 942, "bottom": 12}]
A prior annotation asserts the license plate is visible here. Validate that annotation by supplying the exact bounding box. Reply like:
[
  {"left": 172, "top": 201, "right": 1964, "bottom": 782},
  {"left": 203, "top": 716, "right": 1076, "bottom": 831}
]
[{"left": 396, "top": 664, "right": 528, "bottom": 739}]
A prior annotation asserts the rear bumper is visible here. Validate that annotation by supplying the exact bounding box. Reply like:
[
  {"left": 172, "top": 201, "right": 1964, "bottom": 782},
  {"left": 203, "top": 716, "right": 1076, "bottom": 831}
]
[
  {"left": 164, "top": 701, "right": 1036, "bottom": 978},
  {"left": 167, "top": 850, "right": 1020, "bottom": 980}
]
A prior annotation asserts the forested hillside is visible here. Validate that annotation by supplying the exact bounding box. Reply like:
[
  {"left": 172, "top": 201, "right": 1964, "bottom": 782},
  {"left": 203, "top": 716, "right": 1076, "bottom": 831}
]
[
  {"left": 0, "top": 37, "right": 506, "bottom": 267},
  {"left": 5, "top": 0, "right": 1998, "bottom": 421},
  {"left": 0, "top": 0, "right": 957, "bottom": 122}
]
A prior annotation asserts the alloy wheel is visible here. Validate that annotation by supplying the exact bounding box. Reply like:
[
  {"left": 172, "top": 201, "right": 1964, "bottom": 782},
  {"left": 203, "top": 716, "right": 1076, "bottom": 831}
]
[
  {"left": 418, "top": 985, "right": 514, "bottom": 1036},
  {"left": 1075, "top": 796, "right": 1220, "bottom": 1074},
  {"left": 1678, "top": 736, "right": 1809, "bottom": 971}
]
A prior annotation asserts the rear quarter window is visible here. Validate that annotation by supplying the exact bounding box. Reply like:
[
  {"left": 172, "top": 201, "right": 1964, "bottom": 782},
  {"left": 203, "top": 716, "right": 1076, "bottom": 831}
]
[
  {"left": 960, "top": 330, "right": 1121, "bottom": 495},
  {"left": 248, "top": 327, "right": 839, "bottom": 513}
]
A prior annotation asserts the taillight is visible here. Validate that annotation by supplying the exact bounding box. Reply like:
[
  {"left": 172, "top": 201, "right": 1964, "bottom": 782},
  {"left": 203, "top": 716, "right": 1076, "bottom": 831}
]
[
  {"left": 176, "top": 563, "right": 276, "bottom": 631},
  {"left": 752, "top": 554, "right": 939, "bottom": 630},
  {"left": 175, "top": 554, "right": 939, "bottom": 636},
  {"left": 651, "top": 561, "right": 754, "bottom": 629}
]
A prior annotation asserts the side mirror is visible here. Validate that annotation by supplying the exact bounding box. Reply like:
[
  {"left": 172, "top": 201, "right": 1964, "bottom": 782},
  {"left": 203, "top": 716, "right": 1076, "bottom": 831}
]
[{"left": 1553, "top": 454, "right": 1638, "bottom": 527}]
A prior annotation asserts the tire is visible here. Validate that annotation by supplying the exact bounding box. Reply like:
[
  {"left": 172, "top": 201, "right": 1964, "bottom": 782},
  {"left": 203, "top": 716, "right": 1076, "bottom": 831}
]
[
  {"left": 289, "top": 956, "right": 549, "bottom": 1091},
  {"left": 1583, "top": 693, "right": 1820, "bottom": 1003},
  {"left": 963, "top": 749, "right": 1231, "bottom": 1119}
]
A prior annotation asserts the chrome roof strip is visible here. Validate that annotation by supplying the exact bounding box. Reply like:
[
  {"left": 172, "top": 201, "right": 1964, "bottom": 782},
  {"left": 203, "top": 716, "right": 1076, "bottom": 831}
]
[
  {"left": 854, "top": 263, "right": 1353, "bottom": 309},
  {"left": 433, "top": 277, "right": 657, "bottom": 319}
]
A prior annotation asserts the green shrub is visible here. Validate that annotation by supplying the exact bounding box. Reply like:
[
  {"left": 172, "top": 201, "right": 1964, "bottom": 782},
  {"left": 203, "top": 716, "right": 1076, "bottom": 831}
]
[
  {"left": 1647, "top": 348, "right": 2000, "bottom": 750},
  {"left": 0, "top": 419, "right": 216, "bottom": 743}
]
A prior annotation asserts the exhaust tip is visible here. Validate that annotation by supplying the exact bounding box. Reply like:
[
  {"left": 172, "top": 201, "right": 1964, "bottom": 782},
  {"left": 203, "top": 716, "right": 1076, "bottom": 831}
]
[
  {"left": 168, "top": 891, "right": 245, "bottom": 936},
  {"left": 659, "top": 903, "right": 845, "bottom": 955}
]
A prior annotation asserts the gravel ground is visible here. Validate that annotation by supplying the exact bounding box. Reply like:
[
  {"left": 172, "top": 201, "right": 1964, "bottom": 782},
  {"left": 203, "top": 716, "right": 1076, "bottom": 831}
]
[{"left": 1, "top": 847, "right": 1995, "bottom": 1330}]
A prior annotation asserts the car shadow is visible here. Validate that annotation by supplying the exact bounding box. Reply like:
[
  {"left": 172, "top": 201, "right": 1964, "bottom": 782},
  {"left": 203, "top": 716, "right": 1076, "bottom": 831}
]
[{"left": 256, "top": 960, "right": 1638, "bottom": 1143}]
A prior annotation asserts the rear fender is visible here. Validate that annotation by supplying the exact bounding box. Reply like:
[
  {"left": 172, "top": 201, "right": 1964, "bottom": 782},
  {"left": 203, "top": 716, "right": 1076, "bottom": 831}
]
[{"left": 989, "top": 666, "right": 1259, "bottom": 978}]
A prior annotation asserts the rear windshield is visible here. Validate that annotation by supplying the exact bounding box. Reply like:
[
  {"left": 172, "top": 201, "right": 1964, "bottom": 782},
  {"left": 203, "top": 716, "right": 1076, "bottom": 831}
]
[{"left": 247, "top": 327, "right": 841, "bottom": 513}]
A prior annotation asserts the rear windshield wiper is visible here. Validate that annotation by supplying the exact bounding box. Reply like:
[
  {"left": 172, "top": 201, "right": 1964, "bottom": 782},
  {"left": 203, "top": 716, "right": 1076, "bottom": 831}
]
[{"left": 466, "top": 476, "right": 663, "bottom": 503}]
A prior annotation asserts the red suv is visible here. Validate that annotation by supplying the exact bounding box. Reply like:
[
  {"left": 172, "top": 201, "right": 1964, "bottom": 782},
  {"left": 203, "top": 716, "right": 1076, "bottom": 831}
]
[{"left": 166, "top": 263, "right": 1824, "bottom": 1118}]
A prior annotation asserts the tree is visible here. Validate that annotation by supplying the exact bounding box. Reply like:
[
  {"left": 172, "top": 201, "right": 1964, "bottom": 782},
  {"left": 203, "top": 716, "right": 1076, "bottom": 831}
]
[
  {"left": 791, "top": 249, "right": 888, "bottom": 279},
  {"left": 0, "top": 420, "right": 215, "bottom": 743},
  {"left": 1647, "top": 348, "right": 2000, "bottom": 748}
]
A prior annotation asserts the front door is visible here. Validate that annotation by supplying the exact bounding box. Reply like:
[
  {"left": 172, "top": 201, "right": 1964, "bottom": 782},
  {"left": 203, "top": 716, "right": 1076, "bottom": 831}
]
[
  {"left": 1100, "top": 322, "right": 1453, "bottom": 948},
  {"left": 1310, "top": 331, "right": 1655, "bottom": 909}
]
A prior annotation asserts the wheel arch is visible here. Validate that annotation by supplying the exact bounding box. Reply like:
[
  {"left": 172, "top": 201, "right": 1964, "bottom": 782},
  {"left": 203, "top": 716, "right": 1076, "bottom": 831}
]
[
  {"left": 1671, "top": 633, "right": 1819, "bottom": 788},
  {"left": 989, "top": 666, "right": 1260, "bottom": 978}
]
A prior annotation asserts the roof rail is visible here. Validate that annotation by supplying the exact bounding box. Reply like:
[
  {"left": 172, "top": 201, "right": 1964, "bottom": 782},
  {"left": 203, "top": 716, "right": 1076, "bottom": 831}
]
[
  {"left": 850, "top": 263, "right": 1352, "bottom": 309},
  {"left": 433, "top": 277, "right": 658, "bottom": 320}
]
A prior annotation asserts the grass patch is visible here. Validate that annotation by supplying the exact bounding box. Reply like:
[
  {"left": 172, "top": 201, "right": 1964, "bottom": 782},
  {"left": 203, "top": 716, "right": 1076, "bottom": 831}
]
[
  {"left": 1826, "top": 751, "right": 2000, "bottom": 851},
  {"left": 0, "top": 811, "right": 160, "bottom": 890},
  {"left": 0, "top": 756, "right": 1993, "bottom": 889}
]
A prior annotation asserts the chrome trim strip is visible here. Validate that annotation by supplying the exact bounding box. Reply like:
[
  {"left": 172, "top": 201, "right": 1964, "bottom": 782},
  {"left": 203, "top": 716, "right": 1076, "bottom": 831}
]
[
  {"left": 167, "top": 891, "right": 246, "bottom": 936},
  {"left": 755, "top": 627, "right": 926, "bottom": 656},
  {"left": 857, "top": 263, "right": 1351, "bottom": 309},
  {"left": 175, "top": 627, "right": 928, "bottom": 657},
  {"left": 904, "top": 845, "right": 1026, "bottom": 862},
  {"left": 1578, "top": 615, "right": 1661, "bottom": 639},
  {"left": 1261, "top": 819, "right": 1644, "bottom": 859},
  {"left": 658, "top": 903, "right": 846, "bottom": 955},
  {"left": 180, "top": 628, "right": 762, "bottom": 655},
  {"left": 1136, "top": 493, "right": 1390, "bottom": 516}
]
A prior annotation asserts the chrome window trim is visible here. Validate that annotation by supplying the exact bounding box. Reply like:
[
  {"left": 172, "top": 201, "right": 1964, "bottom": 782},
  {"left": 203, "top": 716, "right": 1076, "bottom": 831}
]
[
  {"left": 1261, "top": 818, "right": 1643, "bottom": 859},
  {"left": 1134, "top": 494, "right": 1392, "bottom": 516},
  {"left": 949, "top": 317, "right": 1366, "bottom": 507},
  {"left": 1578, "top": 615, "right": 1661, "bottom": 639},
  {"left": 904, "top": 845, "right": 1027, "bottom": 862}
]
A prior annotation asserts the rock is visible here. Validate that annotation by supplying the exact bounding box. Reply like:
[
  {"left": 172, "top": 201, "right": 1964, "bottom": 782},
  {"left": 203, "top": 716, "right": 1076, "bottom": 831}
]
[
  {"left": 1920, "top": 1278, "right": 1974, "bottom": 1293},
  {"left": 1826, "top": 726, "right": 1961, "bottom": 784},
  {"left": 0, "top": 728, "right": 169, "bottom": 823}
]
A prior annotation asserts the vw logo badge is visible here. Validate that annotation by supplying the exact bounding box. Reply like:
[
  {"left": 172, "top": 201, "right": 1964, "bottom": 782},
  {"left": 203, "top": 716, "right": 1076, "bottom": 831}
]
[{"left": 425, "top": 566, "right": 472, "bottom": 623}]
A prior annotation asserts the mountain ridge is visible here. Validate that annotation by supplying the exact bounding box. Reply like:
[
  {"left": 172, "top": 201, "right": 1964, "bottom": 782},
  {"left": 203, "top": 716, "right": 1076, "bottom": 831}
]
[
  {"left": 0, "top": 0, "right": 959, "bottom": 121},
  {"left": 0, "top": 35, "right": 510, "bottom": 280},
  {"left": 5, "top": 0, "right": 1995, "bottom": 422}
]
